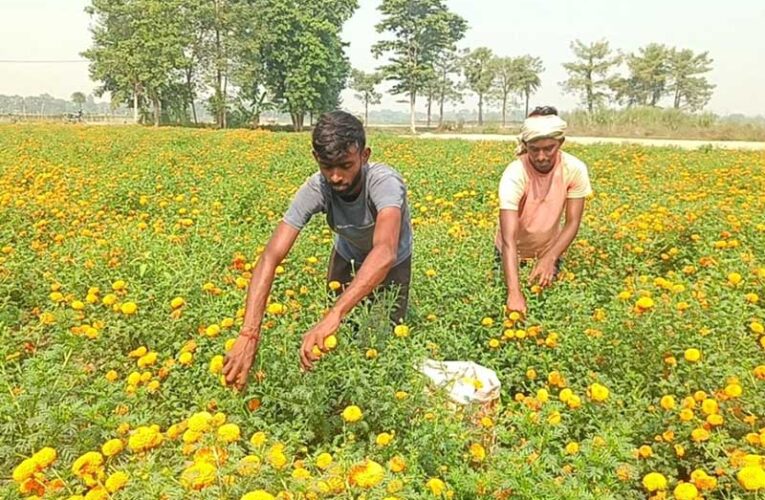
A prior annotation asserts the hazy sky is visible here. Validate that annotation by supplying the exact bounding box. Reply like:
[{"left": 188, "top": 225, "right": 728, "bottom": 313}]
[{"left": 1, "top": 0, "right": 764, "bottom": 115}]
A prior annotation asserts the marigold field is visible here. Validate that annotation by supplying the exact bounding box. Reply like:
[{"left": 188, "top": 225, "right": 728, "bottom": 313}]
[{"left": 1, "top": 125, "right": 764, "bottom": 499}]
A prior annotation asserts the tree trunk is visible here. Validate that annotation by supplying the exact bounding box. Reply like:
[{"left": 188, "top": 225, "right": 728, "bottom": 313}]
[
  {"left": 152, "top": 93, "right": 160, "bottom": 127},
  {"left": 409, "top": 91, "right": 416, "bottom": 134},
  {"left": 502, "top": 94, "right": 507, "bottom": 127},
  {"left": 478, "top": 93, "right": 483, "bottom": 126},
  {"left": 133, "top": 83, "right": 139, "bottom": 124},
  {"left": 186, "top": 67, "right": 197, "bottom": 125},
  {"left": 426, "top": 93, "right": 432, "bottom": 128},
  {"left": 674, "top": 88, "right": 681, "bottom": 109},
  {"left": 525, "top": 91, "right": 530, "bottom": 117},
  {"left": 364, "top": 100, "right": 369, "bottom": 127},
  {"left": 291, "top": 111, "right": 304, "bottom": 132},
  {"left": 438, "top": 92, "right": 445, "bottom": 129}
]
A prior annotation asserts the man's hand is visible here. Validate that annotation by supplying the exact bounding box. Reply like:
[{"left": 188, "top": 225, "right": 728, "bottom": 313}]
[
  {"left": 529, "top": 255, "right": 557, "bottom": 288},
  {"left": 299, "top": 312, "right": 341, "bottom": 371},
  {"left": 222, "top": 328, "right": 261, "bottom": 390},
  {"left": 506, "top": 291, "right": 527, "bottom": 316}
]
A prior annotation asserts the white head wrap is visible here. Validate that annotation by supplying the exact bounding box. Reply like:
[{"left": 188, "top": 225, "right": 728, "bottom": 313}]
[{"left": 516, "top": 114, "right": 567, "bottom": 155}]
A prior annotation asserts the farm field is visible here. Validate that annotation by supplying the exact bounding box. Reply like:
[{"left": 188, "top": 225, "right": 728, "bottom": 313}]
[{"left": 1, "top": 125, "right": 764, "bottom": 499}]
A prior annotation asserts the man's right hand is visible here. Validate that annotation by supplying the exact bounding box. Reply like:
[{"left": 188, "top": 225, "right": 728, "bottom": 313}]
[
  {"left": 222, "top": 328, "right": 261, "bottom": 390},
  {"left": 506, "top": 292, "right": 527, "bottom": 316}
]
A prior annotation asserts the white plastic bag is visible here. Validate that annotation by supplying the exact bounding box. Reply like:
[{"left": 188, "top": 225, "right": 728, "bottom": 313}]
[{"left": 417, "top": 359, "right": 501, "bottom": 405}]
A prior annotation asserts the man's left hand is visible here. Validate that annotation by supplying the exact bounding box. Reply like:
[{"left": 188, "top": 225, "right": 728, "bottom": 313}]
[
  {"left": 299, "top": 312, "right": 341, "bottom": 371},
  {"left": 529, "top": 255, "right": 557, "bottom": 288}
]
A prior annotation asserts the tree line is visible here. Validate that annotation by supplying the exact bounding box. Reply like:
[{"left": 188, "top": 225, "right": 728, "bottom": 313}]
[{"left": 82, "top": 0, "right": 715, "bottom": 131}]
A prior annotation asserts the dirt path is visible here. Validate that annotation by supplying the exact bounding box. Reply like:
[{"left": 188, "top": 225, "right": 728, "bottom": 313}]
[{"left": 413, "top": 132, "right": 765, "bottom": 151}]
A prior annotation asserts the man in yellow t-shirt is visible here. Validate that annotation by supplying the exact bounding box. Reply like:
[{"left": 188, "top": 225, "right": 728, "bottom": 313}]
[{"left": 496, "top": 106, "right": 592, "bottom": 314}]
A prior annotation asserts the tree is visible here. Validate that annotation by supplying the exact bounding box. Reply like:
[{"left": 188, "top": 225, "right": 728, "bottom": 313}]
[
  {"left": 668, "top": 48, "right": 714, "bottom": 110},
  {"left": 462, "top": 47, "right": 496, "bottom": 126},
  {"left": 561, "top": 39, "right": 620, "bottom": 113},
  {"left": 433, "top": 48, "right": 464, "bottom": 128},
  {"left": 257, "top": 0, "right": 357, "bottom": 131},
  {"left": 515, "top": 55, "right": 544, "bottom": 118},
  {"left": 626, "top": 43, "right": 672, "bottom": 107},
  {"left": 492, "top": 56, "right": 519, "bottom": 127},
  {"left": 373, "top": 0, "right": 467, "bottom": 133},
  {"left": 71, "top": 92, "right": 87, "bottom": 112},
  {"left": 350, "top": 69, "right": 383, "bottom": 126},
  {"left": 83, "top": 0, "right": 187, "bottom": 126}
]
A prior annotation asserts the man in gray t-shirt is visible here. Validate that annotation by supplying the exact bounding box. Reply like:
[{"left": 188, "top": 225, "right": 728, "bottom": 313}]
[{"left": 223, "top": 111, "right": 413, "bottom": 385}]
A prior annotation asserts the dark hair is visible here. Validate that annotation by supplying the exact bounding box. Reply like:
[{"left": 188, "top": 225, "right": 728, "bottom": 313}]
[
  {"left": 312, "top": 111, "right": 366, "bottom": 163},
  {"left": 528, "top": 105, "right": 558, "bottom": 117}
]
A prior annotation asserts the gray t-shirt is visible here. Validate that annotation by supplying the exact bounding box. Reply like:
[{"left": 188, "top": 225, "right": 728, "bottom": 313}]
[{"left": 283, "top": 162, "right": 413, "bottom": 266}]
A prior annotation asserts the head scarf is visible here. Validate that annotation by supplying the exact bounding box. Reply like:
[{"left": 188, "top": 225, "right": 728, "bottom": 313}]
[{"left": 515, "top": 114, "right": 567, "bottom": 155}]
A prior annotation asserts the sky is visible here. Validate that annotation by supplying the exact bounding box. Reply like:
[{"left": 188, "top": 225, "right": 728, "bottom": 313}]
[{"left": 1, "top": 0, "right": 764, "bottom": 116}]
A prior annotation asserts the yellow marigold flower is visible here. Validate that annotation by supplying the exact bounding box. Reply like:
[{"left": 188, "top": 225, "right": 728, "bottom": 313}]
[
  {"left": 690, "top": 469, "right": 717, "bottom": 490},
  {"left": 170, "top": 297, "right": 185, "bottom": 309},
  {"left": 348, "top": 459, "right": 385, "bottom": 489},
  {"left": 31, "top": 447, "right": 57, "bottom": 469},
  {"left": 12, "top": 458, "right": 38, "bottom": 482},
  {"left": 217, "top": 423, "right": 241, "bottom": 443},
  {"left": 635, "top": 296, "right": 654, "bottom": 310},
  {"left": 72, "top": 451, "right": 104, "bottom": 477},
  {"left": 180, "top": 461, "right": 217, "bottom": 490},
  {"left": 701, "top": 398, "right": 718, "bottom": 415},
  {"left": 751, "top": 321, "right": 764, "bottom": 335},
  {"left": 105, "top": 370, "right": 119, "bottom": 382},
  {"left": 660, "top": 395, "right": 676, "bottom": 410},
  {"left": 376, "top": 432, "right": 394, "bottom": 447},
  {"left": 120, "top": 302, "right": 137, "bottom": 315},
  {"left": 342, "top": 405, "right": 363, "bottom": 423},
  {"left": 105, "top": 471, "right": 129, "bottom": 493},
  {"left": 394, "top": 324, "right": 410, "bottom": 337},
  {"left": 366, "top": 348, "right": 378, "bottom": 359},
  {"left": 537, "top": 388, "right": 549, "bottom": 403},
  {"left": 209, "top": 355, "right": 224, "bottom": 374},
  {"left": 188, "top": 412, "right": 213, "bottom": 432},
  {"left": 241, "top": 491, "right": 276, "bottom": 500},
  {"left": 250, "top": 431, "right": 267, "bottom": 447},
  {"left": 101, "top": 439, "right": 124, "bottom": 457},
  {"left": 691, "top": 428, "right": 710, "bottom": 442},
  {"left": 72, "top": 300, "right": 85, "bottom": 311},
  {"left": 426, "top": 477, "right": 446, "bottom": 496},
  {"left": 642, "top": 472, "right": 668, "bottom": 492},
  {"left": 102, "top": 293, "right": 118, "bottom": 306},
  {"left": 324, "top": 335, "right": 338, "bottom": 350},
  {"left": 727, "top": 272, "right": 742, "bottom": 285},
  {"left": 179, "top": 352, "right": 193, "bottom": 365},
  {"left": 292, "top": 467, "right": 311, "bottom": 480},
  {"left": 266, "top": 302, "right": 285, "bottom": 315},
  {"left": 204, "top": 324, "right": 221, "bottom": 337},
  {"left": 480, "top": 317, "right": 494, "bottom": 327},
  {"left": 684, "top": 348, "right": 701, "bottom": 362},
  {"left": 128, "top": 346, "right": 147, "bottom": 358},
  {"left": 737, "top": 465, "right": 765, "bottom": 491},
  {"left": 112, "top": 280, "right": 126, "bottom": 291},
  {"left": 266, "top": 444, "right": 287, "bottom": 470},
  {"left": 328, "top": 280, "right": 342, "bottom": 291},
  {"left": 389, "top": 455, "right": 406, "bottom": 473},
  {"left": 588, "top": 383, "right": 609, "bottom": 402},
  {"left": 565, "top": 442, "right": 579, "bottom": 455},
  {"left": 84, "top": 486, "right": 109, "bottom": 500},
  {"left": 237, "top": 455, "right": 261, "bottom": 476},
  {"left": 128, "top": 425, "right": 163, "bottom": 452},
  {"left": 137, "top": 351, "right": 157, "bottom": 368},
  {"left": 547, "top": 411, "right": 562, "bottom": 425},
  {"left": 637, "top": 445, "right": 652, "bottom": 458},
  {"left": 469, "top": 443, "right": 486, "bottom": 462},
  {"left": 673, "top": 482, "right": 699, "bottom": 499},
  {"left": 315, "top": 452, "right": 333, "bottom": 469}
]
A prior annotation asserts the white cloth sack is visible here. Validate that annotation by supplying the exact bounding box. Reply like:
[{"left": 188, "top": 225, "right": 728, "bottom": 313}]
[{"left": 418, "top": 359, "right": 501, "bottom": 405}]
